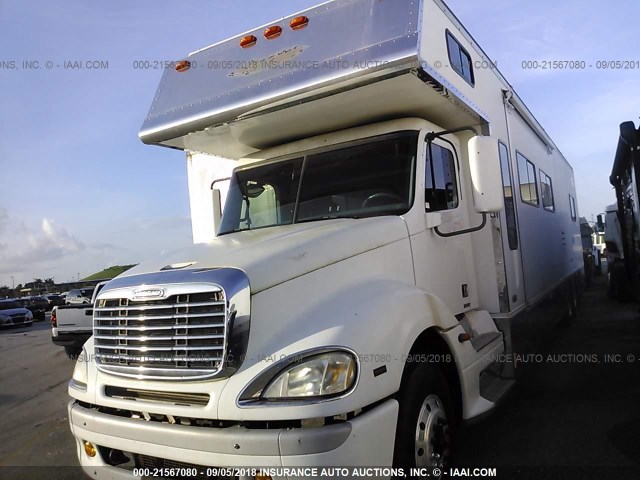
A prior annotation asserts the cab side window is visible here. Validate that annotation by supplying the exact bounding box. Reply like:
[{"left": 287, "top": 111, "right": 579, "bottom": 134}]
[{"left": 425, "top": 143, "right": 458, "bottom": 212}]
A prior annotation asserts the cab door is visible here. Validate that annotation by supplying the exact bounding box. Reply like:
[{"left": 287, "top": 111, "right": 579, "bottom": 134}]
[{"left": 408, "top": 134, "right": 479, "bottom": 315}]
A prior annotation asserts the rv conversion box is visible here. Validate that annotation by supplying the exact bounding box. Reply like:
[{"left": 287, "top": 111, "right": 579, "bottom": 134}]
[{"left": 68, "top": 0, "right": 583, "bottom": 476}]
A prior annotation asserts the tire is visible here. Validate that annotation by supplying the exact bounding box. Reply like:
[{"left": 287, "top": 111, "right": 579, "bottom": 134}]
[
  {"left": 393, "top": 363, "right": 455, "bottom": 472},
  {"left": 561, "top": 281, "right": 577, "bottom": 324},
  {"left": 65, "top": 346, "right": 82, "bottom": 360},
  {"left": 569, "top": 280, "right": 578, "bottom": 316}
]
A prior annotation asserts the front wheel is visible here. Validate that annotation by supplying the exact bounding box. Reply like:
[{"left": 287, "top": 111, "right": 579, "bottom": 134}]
[{"left": 394, "top": 363, "right": 455, "bottom": 471}]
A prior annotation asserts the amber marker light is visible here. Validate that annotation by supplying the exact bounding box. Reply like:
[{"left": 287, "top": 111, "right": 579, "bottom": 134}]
[
  {"left": 240, "top": 35, "right": 257, "bottom": 48},
  {"left": 174, "top": 60, "right": 191, "bottom": 72},
  {"left": 264, "top": 25, "right": 283, "bottom": 39},
  {"left": 83, "top": 441, "right": 97, "bottom": 458},
  {"left": 290, "top": 16, "right": 309, "bottom": 30}
]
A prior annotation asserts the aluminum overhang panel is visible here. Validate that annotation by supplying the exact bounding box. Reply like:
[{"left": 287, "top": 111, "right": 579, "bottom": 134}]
[{"left": 139, "top": 0, "right": 421, "bottom": 144}]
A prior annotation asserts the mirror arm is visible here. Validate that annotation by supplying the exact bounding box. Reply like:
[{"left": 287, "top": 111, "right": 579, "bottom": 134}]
[
  {"left": 425, "top": 126, "right": 479, "bottom": 142},
  {"left": 434, "top": 213, "right": 487, "bottom": 238},
  {"left": 210, "top": 177, "right": 231, "bottom": 190}
]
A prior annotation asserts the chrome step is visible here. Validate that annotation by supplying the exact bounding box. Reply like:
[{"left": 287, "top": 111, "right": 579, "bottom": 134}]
[{"left": 479, "top": 364, "right": 515, "bottom": 404}]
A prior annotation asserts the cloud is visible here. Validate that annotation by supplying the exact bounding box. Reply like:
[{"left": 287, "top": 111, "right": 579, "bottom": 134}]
[
  {"left": 0, "top": 206, "right": 8, "bottom": 234},
  {"left": 113, "top": 216, "right": 191, "bottom": 234},
  {"left": 91, "top": 242, "right": 124, "bottom": 251},
  {"left": 0, "top": 216, "right": 85, "bottom": 274}
]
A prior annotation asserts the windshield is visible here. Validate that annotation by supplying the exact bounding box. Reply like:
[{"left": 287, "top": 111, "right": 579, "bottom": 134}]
[{"left": 219, "top": 131, "right": 418, "bottom": 234}]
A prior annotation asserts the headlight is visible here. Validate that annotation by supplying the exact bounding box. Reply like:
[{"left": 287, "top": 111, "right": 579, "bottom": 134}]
[
  {"left": 25, "top": 311, "right": 33, "bottom": 321},
  {"left": 70, "top": 349, "right": 89, "bottom": 391},
  {"left": 240, "top": 351, "right": 358, "bottom": 401}
]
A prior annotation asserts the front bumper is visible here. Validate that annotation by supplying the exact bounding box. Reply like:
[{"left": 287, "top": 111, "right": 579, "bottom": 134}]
[
  {"left": 68, "top": 399, "right": 398, "bottom": 479},
  {"left": 0, "top": 316, "right": 32, "bottom": 327}
]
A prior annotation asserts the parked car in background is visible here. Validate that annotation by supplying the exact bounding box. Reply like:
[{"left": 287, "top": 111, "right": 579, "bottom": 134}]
[
  {"left": 41, "top": 294, "right": 65, "bottom": 310},
  {"left": 0, "top": 300, "right": 33, "bottom": 327},
  {"left": 65, "top": 288, "right": 94, "bottom": 305},
  {"left": 29, "top": 296, "right": 49, "bottom": 315},
  {"left": 14, "top": 297, "right": 46, "bottom": 321}
]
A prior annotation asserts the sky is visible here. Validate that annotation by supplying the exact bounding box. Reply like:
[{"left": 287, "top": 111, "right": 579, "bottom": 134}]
[{"left": 0, "top": 0, "right": 637, "bottom": 288}]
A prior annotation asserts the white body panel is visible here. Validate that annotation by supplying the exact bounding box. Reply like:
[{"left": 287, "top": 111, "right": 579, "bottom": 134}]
[{"left": 187, "top": 153, "right": 235, "bottom": 243}]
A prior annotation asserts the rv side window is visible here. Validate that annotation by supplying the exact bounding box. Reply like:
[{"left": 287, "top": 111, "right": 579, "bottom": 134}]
[
  {"left": 516, "top": 152, "right": 539, "bottom": 206},
  {"left": 425, "top": 143, "right": 458, "bottom": 212},
  {"left": 498, "top": 142, "right": 518, "bottom": 250},
  {"left": 446, "top": 31, "right": 474, "bottom": 86},
  {"left": 569, "top": 195, "right": 577, "bottom": 221},
  {"left": 540, "top": 170, "right": 555, "bottom": 212}
]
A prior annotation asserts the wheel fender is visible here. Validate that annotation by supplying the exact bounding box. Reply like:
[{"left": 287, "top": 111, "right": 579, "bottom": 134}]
[{"left": 219, "top": 278, "right": 474, "bottom": 421}]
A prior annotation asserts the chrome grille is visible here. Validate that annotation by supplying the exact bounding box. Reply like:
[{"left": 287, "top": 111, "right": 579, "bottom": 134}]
[{"left": 94, "top": 287, "right": 228, "bottom": 380}]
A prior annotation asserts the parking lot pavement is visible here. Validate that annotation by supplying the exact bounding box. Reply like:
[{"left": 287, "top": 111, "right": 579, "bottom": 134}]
[
  {"left": 1, "top": 276, "right": 640, "bottom": 479},
  {"left": 454, "top": 274, "right": 640, "bottom": 477},
  {"left": 0, "top": 315, "right": 85, "bottom": 479}
]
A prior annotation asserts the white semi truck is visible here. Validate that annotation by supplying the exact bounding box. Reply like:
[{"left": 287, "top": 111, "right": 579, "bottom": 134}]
[{"left": 68, "top": 0, "right": 583, "bottom": 477}]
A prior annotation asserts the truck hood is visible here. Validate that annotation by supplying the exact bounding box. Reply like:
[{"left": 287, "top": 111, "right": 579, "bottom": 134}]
[{"left": 120, "top": 217, "right": 408, "bottom": 293}]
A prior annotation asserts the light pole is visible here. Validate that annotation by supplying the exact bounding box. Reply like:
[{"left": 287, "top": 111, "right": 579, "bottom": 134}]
[{"left": 11, "top": 276, "right": 14, "bottom": 289}]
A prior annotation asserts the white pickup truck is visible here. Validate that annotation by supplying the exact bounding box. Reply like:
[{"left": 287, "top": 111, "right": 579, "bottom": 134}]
[{"left": 52, "top": 282, "right": 107, "bottom": 358}]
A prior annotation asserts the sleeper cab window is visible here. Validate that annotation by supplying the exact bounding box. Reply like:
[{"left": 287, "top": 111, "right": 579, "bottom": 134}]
[
  {"left": 516, "top": 152, "right": 538, "bottom": 206},
  {"left": 446, "top": 30, "right": 474, "bottom": 86},
  {"left": 540, "top": 170, "right": 555, "bottom": 212},
  {"left": 425, "top": 143, "right": 458, "bottom": 212},
  {"left": 569, "top": 194, "right": 577, "bottom": 221}
]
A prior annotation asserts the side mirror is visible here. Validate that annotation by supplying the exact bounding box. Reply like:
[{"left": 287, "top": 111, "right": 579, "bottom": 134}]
[
  {"left": 468, "top": 136, "right": 505, "bottom": 213},
  {"left": 212, "top": 188, "right": 222, "bottom": 237}
]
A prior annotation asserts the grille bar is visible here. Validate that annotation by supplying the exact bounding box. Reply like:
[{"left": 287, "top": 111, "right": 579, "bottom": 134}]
[
  {"left": 104, "top": 386, "right": 210, "bottom": 406},
  {"left": 94, "top": 334, "right": 224, "bottom": 341},
  {"left": 96, "top": 353, "right": 223, "bottom": 362},
  {"left": 93, "top": 323, "right": 225, "bottom": 331},
  {"left": 95, "top": 344, "right": 224, "bottom": 352},
  {"left": 94, "top": 312, "right": 224, "bottom": 321},
  {"left": 94, "top": 300, "right": 225, "bottom": 312},
  {"left": 98, "top": 365, "right": 217, "bottom": 377}
]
